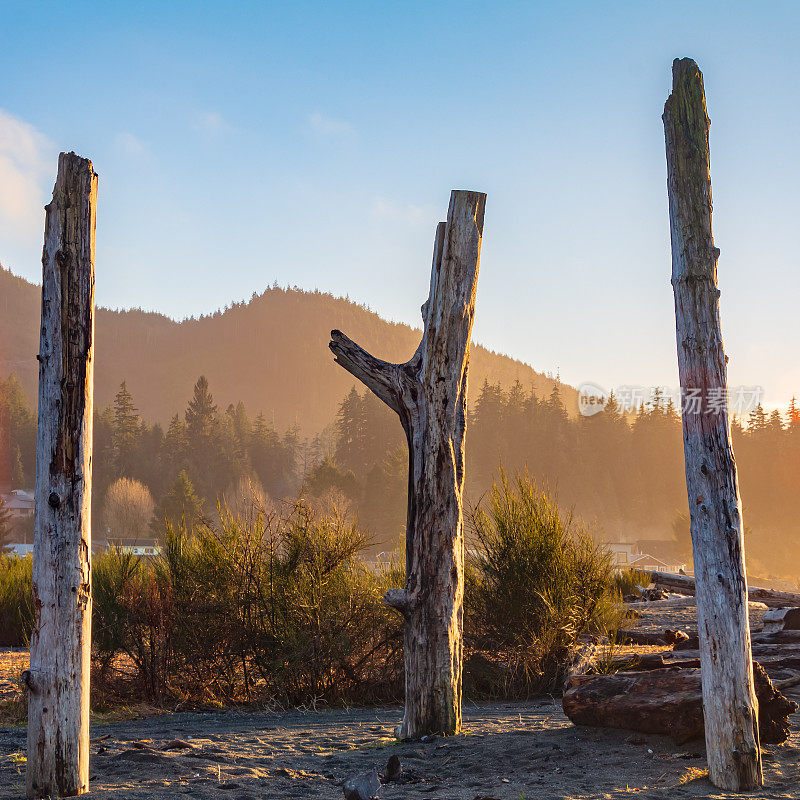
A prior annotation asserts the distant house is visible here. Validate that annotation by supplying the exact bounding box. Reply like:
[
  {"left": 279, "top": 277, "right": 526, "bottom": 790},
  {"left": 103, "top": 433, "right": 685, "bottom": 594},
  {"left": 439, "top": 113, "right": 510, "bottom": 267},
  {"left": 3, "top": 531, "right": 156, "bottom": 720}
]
[
  {"left": 2, "top": 489, "right": 35, "bottom": 519},
  {"left": 2, "top": 490, "right": 35, "bottom": 554},
  {"left": 7, "top": 543, "right": 33, "bottom": 557},
  {"left": 605, "top": 542, "right": 637, "bottom": 568},
  {"left": 629, "top": 553, "right": 686, "bottom": 574},
  {"left": 604, "top": 540, "right": 686, "bottom": 575},
  {"left": 104, "top": 538, "right": 162, "bottom": 557},
  {"left": 633, "top": 539, "right": 688, "bottom": 574}
]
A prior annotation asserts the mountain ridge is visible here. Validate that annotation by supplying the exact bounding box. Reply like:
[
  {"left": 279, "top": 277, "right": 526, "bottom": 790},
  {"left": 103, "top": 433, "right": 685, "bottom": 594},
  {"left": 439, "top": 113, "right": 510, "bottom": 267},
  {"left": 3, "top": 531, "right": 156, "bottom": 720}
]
[{"left": 0, "top": 265, "right": 576, "bottom": 432}]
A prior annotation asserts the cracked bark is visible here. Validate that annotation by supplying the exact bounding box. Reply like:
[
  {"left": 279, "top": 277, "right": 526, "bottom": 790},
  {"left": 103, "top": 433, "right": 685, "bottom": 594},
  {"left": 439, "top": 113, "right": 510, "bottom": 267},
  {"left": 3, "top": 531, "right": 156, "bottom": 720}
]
[
  {"left": 330, "top": 189, "right": 485, "bottom": 738},
  {"left": 664, "top": 59, "right": 762, "bottom": 791},
  {"left": 27, "top": 152, "right": 97, "bottom": 799}
]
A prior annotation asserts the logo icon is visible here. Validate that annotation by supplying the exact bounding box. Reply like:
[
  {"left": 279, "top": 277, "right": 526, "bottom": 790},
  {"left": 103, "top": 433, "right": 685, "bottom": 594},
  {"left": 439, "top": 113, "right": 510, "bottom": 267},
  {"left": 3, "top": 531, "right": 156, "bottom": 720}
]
[{"left": 578, "top": 383, "right": 609, "bottom": 417}]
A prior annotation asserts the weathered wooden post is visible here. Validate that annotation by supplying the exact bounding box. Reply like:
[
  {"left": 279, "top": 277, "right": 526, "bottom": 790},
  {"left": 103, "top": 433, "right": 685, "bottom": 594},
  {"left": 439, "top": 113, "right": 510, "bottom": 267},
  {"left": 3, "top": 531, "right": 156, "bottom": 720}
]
[
  {"left": 330, "top": 189, "right": 485, "bottom": 738},
  {"left": 26, "top": 152, "right": 97, "bottom": 798},
  {"left": 663, "top": 59, "right": 762, "bottom": 790}
]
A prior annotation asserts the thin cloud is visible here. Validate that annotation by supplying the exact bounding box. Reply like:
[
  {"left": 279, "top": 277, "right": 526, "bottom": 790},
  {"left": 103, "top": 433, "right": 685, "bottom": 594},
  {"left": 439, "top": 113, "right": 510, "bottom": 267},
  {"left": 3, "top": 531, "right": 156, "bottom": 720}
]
[
  {"left": 371, "top": 197, "right": 433, "bottom": 228},
  {"left": 193, "top": 111, "right": 233, "bottom": 137},
  {"left": 308, "top": 111, "right": 355, "bottom": 139},
  {"left": 0, "top": 109, "right": 55, "bottom": 244},
  {"left": 115, "top": 131, "right": 147, "bottom": 157}
]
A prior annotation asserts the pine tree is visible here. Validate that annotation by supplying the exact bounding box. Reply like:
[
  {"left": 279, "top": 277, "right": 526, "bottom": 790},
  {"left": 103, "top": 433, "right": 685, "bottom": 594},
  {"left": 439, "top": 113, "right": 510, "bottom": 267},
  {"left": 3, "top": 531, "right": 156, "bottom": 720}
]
[
  {"left": 768, "top": 408, "right": 784, "bottom": 435},
  {"left": 154, "top": 469, "right": 204, "bottom": 535},
  {"left": 185, "top": 375, "right": 218, "bottom": 437},
  {"left": 112, "top": 380, "right": 141, "bottom": 477},
  {"left": 11, "top": 445, "right": 25, "bottom": 487},
  {"left": 250, "top": 413, "right": 296, "bottom": 498},
  {"left": 747, "top": 403, "right": 767, "bottom": 433},
  {"left": 335, "top": 387, "right": 365, "bottom": 474},
  {"left": 184, "top": 376, "right": 234, "bottom": 499},
  {"left": 226, "top": 401, "right": 252, "bottom": 467},
  {"left": 788, "top": 397, "right": 800, "bottom": 433},
  {"left": 162, "top": 414, "right": 188, "bottom": 477}
]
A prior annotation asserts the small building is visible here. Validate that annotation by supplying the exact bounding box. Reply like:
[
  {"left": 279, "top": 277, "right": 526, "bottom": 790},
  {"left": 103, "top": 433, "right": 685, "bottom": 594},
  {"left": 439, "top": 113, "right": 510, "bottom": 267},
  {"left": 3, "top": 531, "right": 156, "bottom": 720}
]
[
  {"left": 633, "top": 539, "right": 688, "bottom": 574},
  {"left": 104, "top": 538, "right": 162, "bottom": 557},
  {"left": 605, "top": 542, "right": 637, "bottom": 569},
  {"left": 6, "top": 543, "right": 33, "bottom": 557},
  {"left": 2, "top": 489, "right": 35, "bottom": 553},
  {"left": 630, "top": 553, "right": 686, "bottom": 575},
  {"left": 604, "top": 540, "right": 687, "bottom": 574},
  {"left": 1, "top": 489, "right": 35, "bottom": 519}
]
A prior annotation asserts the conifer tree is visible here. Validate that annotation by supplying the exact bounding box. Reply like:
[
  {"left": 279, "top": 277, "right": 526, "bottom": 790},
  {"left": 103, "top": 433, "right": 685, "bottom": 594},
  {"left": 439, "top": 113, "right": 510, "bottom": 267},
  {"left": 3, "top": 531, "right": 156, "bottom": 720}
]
[
  {"left": 788, "top": 397, "right": 800, "bottom": 433},
  {"left": 747, "top": 403, "right": 767, "bottom": 433},
  {"left": 185, "top": 375, "right": 218, "bottom": 437},
  {"left": 155, "top": 469, "right": 204, "bottom": 535},
  {"left": 11, "top": 445, "right": 25, "bottom": 487},
  {"left": 112, "top": 380, "right": 141, "bottom": 477}
]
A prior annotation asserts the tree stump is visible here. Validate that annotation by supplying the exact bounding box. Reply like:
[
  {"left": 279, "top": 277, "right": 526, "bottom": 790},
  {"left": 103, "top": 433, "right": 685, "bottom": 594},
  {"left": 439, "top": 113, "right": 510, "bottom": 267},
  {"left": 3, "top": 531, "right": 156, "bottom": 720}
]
[
  {"left": 664, "top": 58, "right": 762, "bottom": 790},
  {"left": 26, "top": 152, "right": 97, "bottom": 798},
  {"left": 329, "top": 189, "right": 485, "bottom": 738}
]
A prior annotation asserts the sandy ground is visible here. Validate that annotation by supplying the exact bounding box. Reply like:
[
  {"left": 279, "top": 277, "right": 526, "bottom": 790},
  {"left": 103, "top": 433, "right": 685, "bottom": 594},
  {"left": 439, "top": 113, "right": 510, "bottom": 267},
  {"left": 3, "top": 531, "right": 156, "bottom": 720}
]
[
  {"left": 1, "top": 600, "right": 797, "bottom": 800},
  {"left": 2, "top": 702, "right": 799, "bottom": 800}
]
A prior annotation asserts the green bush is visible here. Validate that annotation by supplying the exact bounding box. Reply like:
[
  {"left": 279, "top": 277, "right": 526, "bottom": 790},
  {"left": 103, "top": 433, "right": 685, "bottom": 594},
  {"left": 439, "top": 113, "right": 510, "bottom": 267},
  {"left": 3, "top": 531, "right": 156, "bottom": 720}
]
[
  {"left": 613, "top": 567, "right": 652, "bottom": 597},
  {"left": 93, "top": 498, "right": 403, "bottom": 707},
  {"left": 0, "top": 555, "right": 33, "bottom": 646},
  {"left": 466, "top": 470, "right": 621, "bottom": 696},
  {"left": 5, "top": 475, "right": 628, "bottom": 709}
]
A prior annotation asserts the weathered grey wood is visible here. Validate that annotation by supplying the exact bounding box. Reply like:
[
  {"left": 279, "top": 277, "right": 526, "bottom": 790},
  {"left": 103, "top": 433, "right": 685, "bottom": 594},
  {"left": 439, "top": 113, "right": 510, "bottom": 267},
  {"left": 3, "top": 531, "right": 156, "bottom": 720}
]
[
  {"left": 652, "top": 571, "right": 800, "bottom": 609},
  {"left": 330, "top": 190, "right": 485, "bottom": 738},
  {"left": 624, "top": 597, "right": 698, "bottom": 609},
  {"left": 664, "top": 58, "right": 762, "bottom": 790},
  {"left": 762, "top": 608, "right": 800, "bottom": 633},
  {"left": 27, "top": 152, "right": 97, "bottom": 798},
  {"left": 675, "top": 629, "right": 800, "bottom": 651},
  {"left": 609, "top": 644, "right": 800, "bottom": 674}
]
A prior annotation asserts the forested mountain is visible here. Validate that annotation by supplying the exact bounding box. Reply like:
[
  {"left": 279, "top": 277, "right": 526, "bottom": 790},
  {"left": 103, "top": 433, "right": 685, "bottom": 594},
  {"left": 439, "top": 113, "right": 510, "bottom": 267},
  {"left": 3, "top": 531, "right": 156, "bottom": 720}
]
[
  {"left": 0, "top": 266, "right": 573, "bottom": 432},
  {"left": 3, "top": 265, "right": 799, "bottom": 583},
  {"left": 3, "top": 368, "right": 800, "bottom": 583}
]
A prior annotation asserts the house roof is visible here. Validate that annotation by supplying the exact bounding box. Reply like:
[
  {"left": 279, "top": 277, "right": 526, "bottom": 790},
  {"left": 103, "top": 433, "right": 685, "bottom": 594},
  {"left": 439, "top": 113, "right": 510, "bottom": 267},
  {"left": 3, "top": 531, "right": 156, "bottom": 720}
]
[{"left": 2, "top": 491, "right": 34, "bottom": 511}]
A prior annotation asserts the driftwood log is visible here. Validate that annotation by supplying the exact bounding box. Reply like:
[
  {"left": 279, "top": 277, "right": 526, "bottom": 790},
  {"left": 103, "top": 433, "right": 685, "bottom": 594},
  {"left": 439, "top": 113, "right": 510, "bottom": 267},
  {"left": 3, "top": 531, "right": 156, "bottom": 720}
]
[
  {"left": 664, "top": 58, "right": 762, "bottom": 789},
  {"left": 26, "top": 153, "right": 97, "bottom": 798},
  {"left": 606, "top": 646, "right": 800, "bottom": 678},
  {"left": 762, "top": 608, "right": 800, "bottom": 633},
  {"left": 615, "top": 629, "right": 689, "bottom": 646},
  {"left": 676, "top": 629, "right": 800, "bottom": 651},
  {"left": 329, "top": 190, "right": 485, "bottom": 738},
  {"left": 564, "top": 663, "right": 797, "bottom": 746},
  {"left": 651, "top": 571, "right": 800, "bottom": 609}
]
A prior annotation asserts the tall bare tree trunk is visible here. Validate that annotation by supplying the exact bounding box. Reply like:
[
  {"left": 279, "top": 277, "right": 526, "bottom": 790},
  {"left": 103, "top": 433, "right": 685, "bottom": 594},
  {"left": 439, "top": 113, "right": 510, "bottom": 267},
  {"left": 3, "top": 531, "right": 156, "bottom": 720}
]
[
  {"left": 330, "top": 189, "right": 485, "bottom": 738},
  {"left": 27, "top": 152, "right": 97, "bottom": 798},
  {"left": 663, "top": 59, "right": 762, "bottom": 791}
]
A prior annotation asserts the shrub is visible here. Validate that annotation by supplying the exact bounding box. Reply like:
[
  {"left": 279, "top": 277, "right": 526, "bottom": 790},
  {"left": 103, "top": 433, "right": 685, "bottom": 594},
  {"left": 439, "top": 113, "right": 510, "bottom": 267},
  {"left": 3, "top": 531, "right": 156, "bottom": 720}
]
[
  {"left": 93, "top": 498, "right": 403, "bottom": 707},
  {"left": 613, "top": 567, "right": 652, "bottom": 598},
  {"left": 102, "top": 478, "right": 155, "bottom": 542},
  {"left": 0, "top": 555, "right": 33, "bottom": 646},
  {"left": 6, "top": 475, "right": 628, "bottom": 710},
  {"left": 466, "top": 470, "right": 620, "bottom": 696}
]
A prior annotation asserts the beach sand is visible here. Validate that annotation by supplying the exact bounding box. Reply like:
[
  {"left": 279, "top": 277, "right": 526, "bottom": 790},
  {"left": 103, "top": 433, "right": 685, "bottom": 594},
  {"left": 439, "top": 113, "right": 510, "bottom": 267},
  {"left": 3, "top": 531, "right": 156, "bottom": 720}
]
[{"left": 1, "top": 600, "right": 797, "bottom": 800}]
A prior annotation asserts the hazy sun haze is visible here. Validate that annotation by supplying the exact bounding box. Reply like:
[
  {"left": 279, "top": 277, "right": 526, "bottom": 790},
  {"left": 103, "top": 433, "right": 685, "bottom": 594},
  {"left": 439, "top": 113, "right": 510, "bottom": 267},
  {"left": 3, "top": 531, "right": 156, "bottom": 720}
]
[
  {"left": 1, "top": 1, "right": 799, "bottom": 408},
  {"left": 4, "top": 8, "right": 800, "bottom": 798}
]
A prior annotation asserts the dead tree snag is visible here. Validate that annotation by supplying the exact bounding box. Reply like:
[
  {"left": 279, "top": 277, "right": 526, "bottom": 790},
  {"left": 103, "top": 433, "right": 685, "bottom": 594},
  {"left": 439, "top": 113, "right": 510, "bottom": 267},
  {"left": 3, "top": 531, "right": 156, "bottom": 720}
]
[
  {"left": 664, "top": 58, "right": 762, "bottom": 790},
  {"left": 329, "top": 189, "right": 485, "bottom": 738},
  {"left": 27, "top": 152, "right": 97, "bottom": 798}
]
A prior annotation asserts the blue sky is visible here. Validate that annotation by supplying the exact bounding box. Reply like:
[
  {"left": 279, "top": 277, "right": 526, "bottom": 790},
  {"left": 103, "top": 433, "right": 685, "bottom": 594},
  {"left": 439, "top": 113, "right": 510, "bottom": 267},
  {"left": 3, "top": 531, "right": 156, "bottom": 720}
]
[{"left": 1, "top": 1, "right": 799, "bottom": 406}]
